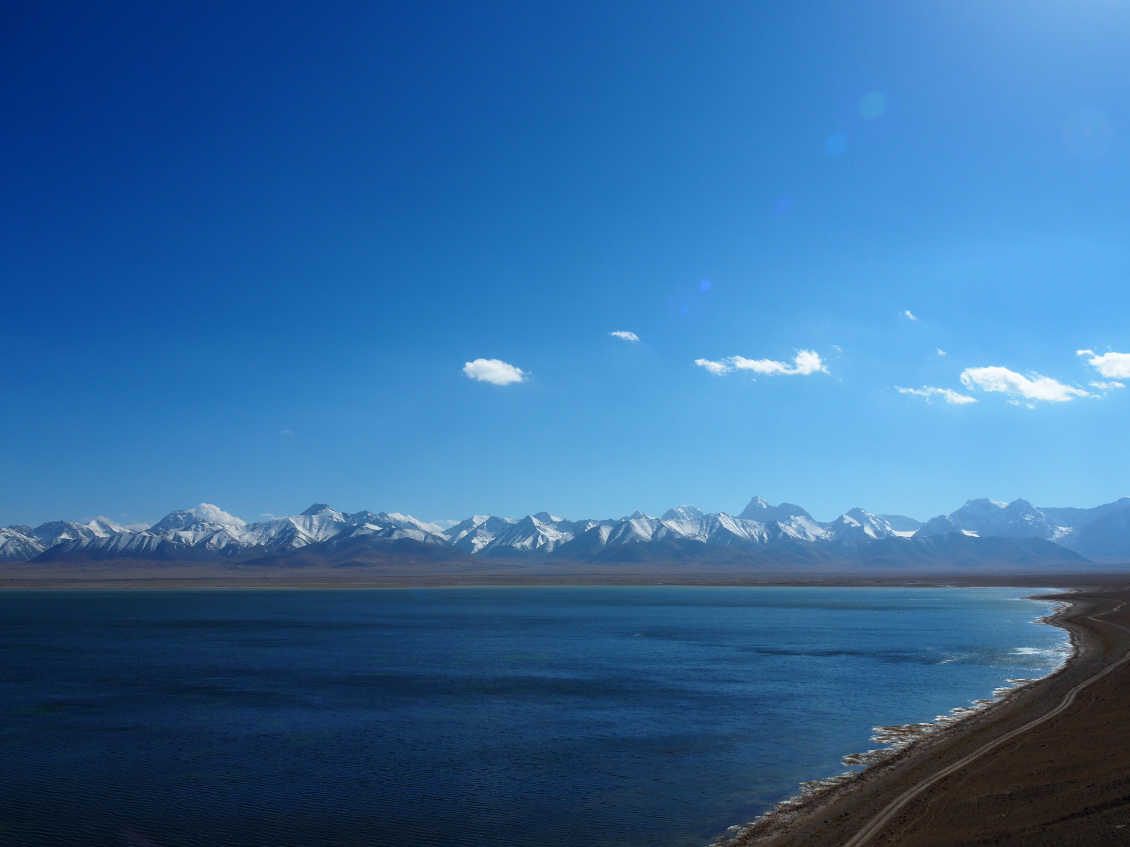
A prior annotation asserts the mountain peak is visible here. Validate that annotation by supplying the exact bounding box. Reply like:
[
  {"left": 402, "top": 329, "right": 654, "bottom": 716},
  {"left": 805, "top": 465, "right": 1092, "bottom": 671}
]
[
  {"left": 961, "top": 498, "right": 1008, "bottom": 511},
  {"left": 301, "top": 503, "right": 335, "bottom": 516},
  {"left": 738, "top": 497, "right": 813, "bottom": 523},
  {"left": 662, "top": 505, "right": 705, "bottom": 522},
  {"left": 531, "top": 511, "right": 565, "bottom": 523}
]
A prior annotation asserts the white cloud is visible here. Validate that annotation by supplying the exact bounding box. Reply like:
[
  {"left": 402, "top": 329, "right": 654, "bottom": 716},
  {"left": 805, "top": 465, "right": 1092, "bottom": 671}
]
[
  {"left": 699, "top": 349, "right": 828, "bottom": 377},
  {"left": 281, "top": 429, "right": 294, "bottom": 436},
  {"left": 609, "top": 330, "right": 639, "bottom": 342},
  {"left": 192, "top": 503, "right": 246, "bottom": 527},
  {"left": 695, "top": 358, "right": 732, "bottom": 376},
  {"left": 463, "top": 358, "right": 528, "bottom": 385},
  {"left": 1078, "top": 349, "right": 1130, "bottom": 379},
  {"left": 1090, "top": 381, "right": 1125, "bottom": 392},
  {"left": 959, "top": 366, "right": 1089, "bottom": 404},
  {"left": 903, "top": 310, "right": 918, "bottom": 321},
  {"left": 897, "top": 386, "right": 976, "bottom": 405},
  {"left": 936, "top": 348, "right": 947, "bottom": 357}
]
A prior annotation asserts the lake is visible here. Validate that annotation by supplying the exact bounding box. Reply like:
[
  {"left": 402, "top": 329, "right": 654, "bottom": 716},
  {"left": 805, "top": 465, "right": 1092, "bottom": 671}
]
[{"left": 0, "top": 586, "right": 1068, "bottom": 846}]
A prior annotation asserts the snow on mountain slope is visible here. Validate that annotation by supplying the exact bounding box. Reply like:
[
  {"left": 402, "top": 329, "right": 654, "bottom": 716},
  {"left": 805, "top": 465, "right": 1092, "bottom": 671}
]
[
  {"left": 445, "top": 515, "right": 521, "bottom": 554},
  {"left": 826, "top": 508, "right": 899, "bottom": 541},
  {"left": 914, "top": 496, "right": 1130, "bottom": 557},
  {"left": 6, "top": 495, "right": 1128, "bottom": 565},
  {"left": 738, "top": 496, "right": 814, "bottom": 523},
  {"left": 661, "top": 505, "right": 706, "bottom": 522},
  {"left": 0, "top": 527, "right": 45, "bottom": 562}
]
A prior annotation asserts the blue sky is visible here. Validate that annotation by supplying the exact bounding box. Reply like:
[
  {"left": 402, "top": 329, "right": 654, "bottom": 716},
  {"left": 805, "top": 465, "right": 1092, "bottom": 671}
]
[{"left": 2, "top": 1, "right": 1129, "bottom": 527}]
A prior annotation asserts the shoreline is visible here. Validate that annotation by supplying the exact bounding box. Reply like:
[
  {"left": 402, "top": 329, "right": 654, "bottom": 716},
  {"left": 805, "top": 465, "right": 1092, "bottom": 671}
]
[
  {"left": 725, "top": 578, "right": 1130, "bottom": 846},
  {"left": 714, "top": 588, "right": 1079, "bottom": 846},
  {"left": 6, "top": 572, "right": 1128, "bottom": 843}
]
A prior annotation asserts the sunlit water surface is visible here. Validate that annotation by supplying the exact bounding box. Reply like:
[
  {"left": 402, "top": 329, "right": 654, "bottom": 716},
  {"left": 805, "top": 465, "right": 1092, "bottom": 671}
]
[{"left": 0, "top": 587, "right": 1067, "bottom": 847}]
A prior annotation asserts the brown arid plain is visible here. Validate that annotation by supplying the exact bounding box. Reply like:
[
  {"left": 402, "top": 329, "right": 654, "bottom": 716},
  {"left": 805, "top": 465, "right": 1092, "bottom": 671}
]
[{"left": 5, "top": 568, "right": 1130, "bottom": 845}]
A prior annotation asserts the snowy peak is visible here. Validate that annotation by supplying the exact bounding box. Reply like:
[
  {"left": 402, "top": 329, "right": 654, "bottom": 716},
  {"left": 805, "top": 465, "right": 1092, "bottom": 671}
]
[
  {"left": 950, "top": 498, "right": 1008, "bottom": 527},
  {"left": 6, "top": 495, "right": 1130, "bottom": 566},
  {"left": 150, "top": 510, "right": 200, "bottom": 533},
  {"left": 916, "top": 515, "right": 968, "bottom": 537},
  {"left": 738, "top": 497, "right": 814, "bottom": 523},
  {"left": 0, "top": 526, "right": 44, "bottom": 562},
  {"left": 662, "top": 505, "right": 705, "bottom": 522},
  {"left": 532, "top": 511, "right": 566, "bottom": 523},
  {"left": 827, "top": 508, "right": 896, "bottom": 541},
  {"left": 911, "top": 497, "right": 1130, "bottom": 559}
]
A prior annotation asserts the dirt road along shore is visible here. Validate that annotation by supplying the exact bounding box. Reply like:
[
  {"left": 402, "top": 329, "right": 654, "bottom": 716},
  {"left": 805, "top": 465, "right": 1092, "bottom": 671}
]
[{"left": 734, "top": 577, "right": 1130, "bottom": 847}]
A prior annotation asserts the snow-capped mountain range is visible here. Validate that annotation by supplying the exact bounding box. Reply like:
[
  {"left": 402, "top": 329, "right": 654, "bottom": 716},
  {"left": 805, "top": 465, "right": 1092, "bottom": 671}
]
[{"left": 3, "top": 495, "right": 1128, "bottom": 565}]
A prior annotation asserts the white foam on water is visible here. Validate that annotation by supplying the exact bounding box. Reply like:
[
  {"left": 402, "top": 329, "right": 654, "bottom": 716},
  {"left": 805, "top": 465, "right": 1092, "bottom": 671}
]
[{"left": 709, "top": 591, "right": 1074, "bottom": 847}]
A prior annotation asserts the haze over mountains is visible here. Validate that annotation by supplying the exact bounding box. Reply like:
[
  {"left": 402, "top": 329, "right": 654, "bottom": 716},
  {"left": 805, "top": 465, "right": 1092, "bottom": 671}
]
[{"left": 2, "top": 495, "right": 1127, "bottom": 573}]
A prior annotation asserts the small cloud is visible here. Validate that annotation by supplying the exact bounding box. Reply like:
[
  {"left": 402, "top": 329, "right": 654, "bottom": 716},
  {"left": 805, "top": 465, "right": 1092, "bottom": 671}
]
[
  {"left": 897, "top": 386, "right": 976, "bottom": 405},
  {"left": 1078, "top": 349, "right": 1130, "bottom": 379},
  {"left": 831, "top": 344, "right": 843, "bottom": 353},
  {"left": 960, "top": 366, "right": 1089, "bottom": 404},
  {"left": 697, "top": 350, "right": 829, "bottom": 377},
  {"left": 260, "top": 513, "right": 277, "bottom": 519},
  {"left": 463, "top": 358, "right": 528, "bottom": 385},
  {"left": 732, "top": 350, "right": 828, "bottom": 375},
  {"left": 1090, "top": 381, "right": 1125, "bottom": 392},
  {"left": 192, "top": 503, "right": 246, "bottom": 527},
  {"left": 695, "top": 358, "right": 732, "bottom": 376},
  {"left": 903, "top": 310, "right": 918, "bottom": 321},
  {"left": 936, "top": 348, "right": 947, "bottom": 357},
  {"left": 610, "top": 331, "right": 640, "bottom": 342},
  {"left": 281, "top": 429, "right": 294, "bottom": 436}
]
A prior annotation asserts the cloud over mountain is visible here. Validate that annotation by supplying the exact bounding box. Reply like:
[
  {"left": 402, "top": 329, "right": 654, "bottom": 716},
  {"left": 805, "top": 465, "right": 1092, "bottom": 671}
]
[{"left": 192, "top": 503, "right": 246, "bottom": 527}]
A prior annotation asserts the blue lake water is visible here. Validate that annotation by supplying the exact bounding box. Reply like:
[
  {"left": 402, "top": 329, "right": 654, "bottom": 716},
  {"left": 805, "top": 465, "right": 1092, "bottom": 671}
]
[{"left": 0, "top": 586, "right": 1067, "bottom": 847}]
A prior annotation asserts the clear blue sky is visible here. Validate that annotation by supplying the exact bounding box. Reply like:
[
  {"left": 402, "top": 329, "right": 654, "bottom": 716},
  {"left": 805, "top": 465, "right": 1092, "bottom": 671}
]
[{"left": 2, "top": 1, "right": 1128, "bottom": 527}]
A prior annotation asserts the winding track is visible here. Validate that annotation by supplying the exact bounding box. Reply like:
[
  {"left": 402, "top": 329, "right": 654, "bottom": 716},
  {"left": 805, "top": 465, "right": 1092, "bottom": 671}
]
[{"left": 840, "top": 599, "right": 1130, "bottom": 847}]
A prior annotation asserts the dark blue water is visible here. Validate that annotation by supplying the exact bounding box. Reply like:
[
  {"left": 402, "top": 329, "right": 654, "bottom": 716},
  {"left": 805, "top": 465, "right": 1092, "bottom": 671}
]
[{"left": 0, "top": 587, "right": 1066, "bottom": 847}]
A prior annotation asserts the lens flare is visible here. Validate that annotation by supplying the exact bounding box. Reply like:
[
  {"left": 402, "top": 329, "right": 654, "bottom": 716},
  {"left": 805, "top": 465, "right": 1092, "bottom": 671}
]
[
  {"left": 699, "top": 279, "right": 712, "bottom": 291},
  {"left": 825, "top": 132, "right": 848, "bottom": 156},
  {"left": 859, "top": 91, "right": 886, "bottom": 119}
]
